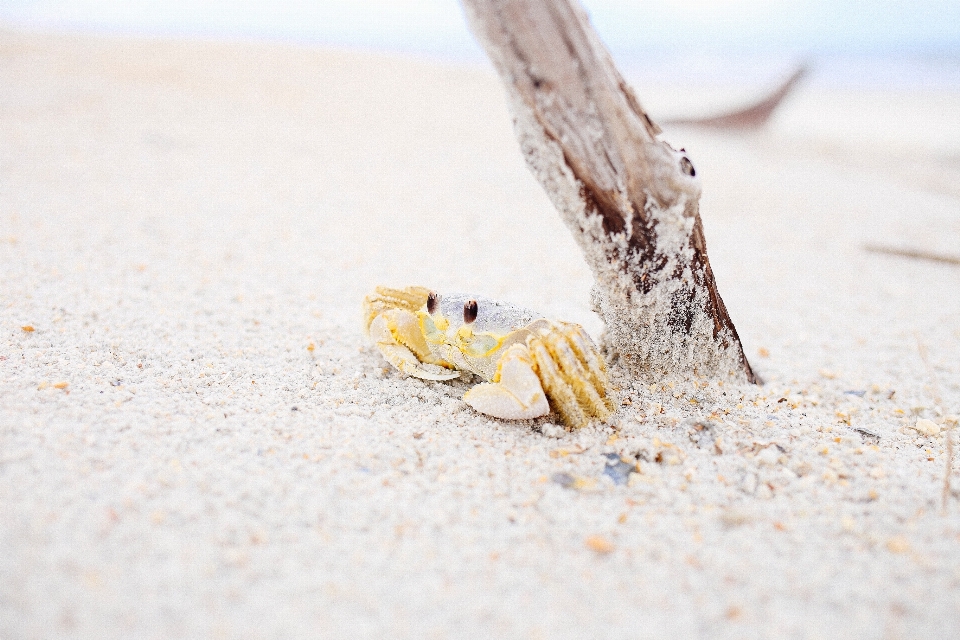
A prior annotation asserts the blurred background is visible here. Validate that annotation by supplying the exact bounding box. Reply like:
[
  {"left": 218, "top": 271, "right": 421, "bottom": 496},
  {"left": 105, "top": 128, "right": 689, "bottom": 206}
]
[
  {"left": 1, "top": 0, "right": 958, "bottom": 87},
  {"left": 2, "top": 1, "right": 959, "bottom": 170}
]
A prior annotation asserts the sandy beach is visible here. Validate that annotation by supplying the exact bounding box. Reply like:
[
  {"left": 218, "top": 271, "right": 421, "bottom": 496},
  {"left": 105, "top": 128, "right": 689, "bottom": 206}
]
[{"left": 2, "top": 29, "right": 960, "bottom": 638}]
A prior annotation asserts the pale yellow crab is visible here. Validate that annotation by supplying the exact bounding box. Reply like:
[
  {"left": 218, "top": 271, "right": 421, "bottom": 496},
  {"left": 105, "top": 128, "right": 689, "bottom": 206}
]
[{"left": 363, "top": 286, "right": 614, "bottom": 429}]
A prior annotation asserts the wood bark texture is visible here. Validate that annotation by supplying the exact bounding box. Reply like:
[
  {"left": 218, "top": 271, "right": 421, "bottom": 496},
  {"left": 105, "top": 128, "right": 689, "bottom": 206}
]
[{"left": 461, "top": 0, "right": 757, "bottom": 383}]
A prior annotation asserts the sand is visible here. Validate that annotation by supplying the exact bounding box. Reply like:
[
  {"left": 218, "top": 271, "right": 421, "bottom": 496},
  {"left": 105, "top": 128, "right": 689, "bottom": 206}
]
[{"left": 2, "top": 29, "right": 959, "bottom": 639}]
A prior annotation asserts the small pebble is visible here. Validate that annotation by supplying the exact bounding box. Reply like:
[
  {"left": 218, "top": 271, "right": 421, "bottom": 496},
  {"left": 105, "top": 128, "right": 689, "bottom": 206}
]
[
  {"left": 541, "top": 424, "right": 565, "bottom": 438},
  {"left": 886, "top": 536, "right": 910, "bottom": 554},
  {"left": 585, "top": 535, "right": 614, "bottom": 554},
  {"left": 757, "top": 448, "right": 779, "bottom": 466},
  {"left": 912, "top": 419, "right": 941, "bottom": 437},
  {"left": 720, "top": 508, "right": 752, "bottom": 528},
  {"left": 602, "top": 454, "right": 634, "bottom": 486},
  {"left": 551, "top": 473, "right": 575, "bottom": 488}
]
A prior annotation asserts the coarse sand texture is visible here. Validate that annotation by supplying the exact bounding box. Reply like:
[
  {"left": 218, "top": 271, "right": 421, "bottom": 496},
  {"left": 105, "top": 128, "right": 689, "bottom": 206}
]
[{"left": 2, "top": 30, "right": 960, "bottom": 638}]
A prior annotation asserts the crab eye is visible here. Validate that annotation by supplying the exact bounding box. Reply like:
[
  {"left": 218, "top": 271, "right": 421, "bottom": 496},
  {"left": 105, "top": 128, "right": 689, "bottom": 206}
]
[
  {"left": 463, "top": 299, "right": 478, "bottom": 324},
  {"left": 427, "top": 291, "right": 438, "bottom": 315},
  {"left": 680, "top": 156, "right": 695, "bottom": 177}
]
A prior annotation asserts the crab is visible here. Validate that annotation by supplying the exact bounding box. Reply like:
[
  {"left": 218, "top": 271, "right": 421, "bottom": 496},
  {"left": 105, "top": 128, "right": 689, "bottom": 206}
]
[{"left": 363, "top": 286, "right": 614, "bottom": 429}]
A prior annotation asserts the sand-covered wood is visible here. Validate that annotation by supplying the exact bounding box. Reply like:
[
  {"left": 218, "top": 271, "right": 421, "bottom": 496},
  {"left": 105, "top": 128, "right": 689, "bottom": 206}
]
[{"left": 461, "top": 0, "right": 757, "bottom": 383}]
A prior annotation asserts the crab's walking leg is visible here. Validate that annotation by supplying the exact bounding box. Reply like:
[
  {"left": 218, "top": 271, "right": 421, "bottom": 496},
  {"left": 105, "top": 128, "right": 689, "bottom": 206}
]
[
  {"left": 463, "top": 344, "right": 549, "bottom": 420},
  {"left": 527, "top": 325, "right": 613, "bottom": 429},
  {"left": 541, "top": 327, "right": 613, "bottom": 418},
  {"left": 559, "top": 323, "right": 616, "bottom": 413},
  {"left": 368, "top": 309, "right": 459, "bottom": 381},
  {"left": 527, "top": 337, "right": 587, "bottom": 428}
]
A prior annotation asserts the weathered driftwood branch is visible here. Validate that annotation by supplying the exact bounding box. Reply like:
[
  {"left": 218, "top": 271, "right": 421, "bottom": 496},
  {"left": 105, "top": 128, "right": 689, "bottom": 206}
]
[
  {"left": 461, "top": 0, "right": 757, "bottom": 383},
  {"left": 664, "top": 65, "right": 808, "bottom": 130},
  {"left": 864, "top": 244, "right": 960, "bottom": 267},
  {"left": 666, "top": 65, "right": 807, "bottom": 129}
]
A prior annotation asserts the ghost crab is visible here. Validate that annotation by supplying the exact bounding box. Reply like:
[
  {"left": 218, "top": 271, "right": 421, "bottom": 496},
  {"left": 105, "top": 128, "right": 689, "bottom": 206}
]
[{"left": 363, "top": 286, "right": 614, "bottom": 429}]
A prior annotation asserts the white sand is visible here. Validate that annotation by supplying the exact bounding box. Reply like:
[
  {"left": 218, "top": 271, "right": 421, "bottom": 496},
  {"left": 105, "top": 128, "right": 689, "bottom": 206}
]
[{"left": 2, "top": 30, "right": 960, "bottom": 638}]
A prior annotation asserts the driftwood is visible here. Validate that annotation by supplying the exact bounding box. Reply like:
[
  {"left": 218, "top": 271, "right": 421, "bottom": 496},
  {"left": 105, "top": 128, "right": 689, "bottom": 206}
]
[
  {"left": 461, "top": 0, "right": 757, "bottom": 383},
  {"left": 664, "top": 65, "right": 808, "bottom": 129},
  {"left": 864, "top": 244, "right": 960, "bottom": 267}
]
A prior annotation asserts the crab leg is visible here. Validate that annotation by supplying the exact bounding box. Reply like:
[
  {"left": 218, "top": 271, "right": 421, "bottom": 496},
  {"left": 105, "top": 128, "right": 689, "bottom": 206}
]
[
  {"left": 368, "top": 309, "right": 459, "bottom": 381},
  {"left": 540, "top": 327, "right": 613, "bottom": 419},
  {"left": 463, "top": 344, "right": 549, "bottom": 420},
  {"left": 558, "top": 322, "right": 614, "bottom": 412},
  {"left": 526, "top": 336, "right": 587, "bottom": 428}
]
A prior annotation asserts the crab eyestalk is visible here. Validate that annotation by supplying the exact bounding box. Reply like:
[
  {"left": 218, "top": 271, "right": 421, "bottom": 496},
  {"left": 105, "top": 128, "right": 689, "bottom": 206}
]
[{"left": 463, "top": 299, "right": 479, "bottom": 324}]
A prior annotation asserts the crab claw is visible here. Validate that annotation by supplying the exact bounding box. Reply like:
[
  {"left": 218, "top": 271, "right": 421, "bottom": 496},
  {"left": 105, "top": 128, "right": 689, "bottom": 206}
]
[
  {"left": 462, "top": 344, "right": 549, "bottom": 420},
  {"left": 368, "top": 309, "right": 459, "bottom": 381}
]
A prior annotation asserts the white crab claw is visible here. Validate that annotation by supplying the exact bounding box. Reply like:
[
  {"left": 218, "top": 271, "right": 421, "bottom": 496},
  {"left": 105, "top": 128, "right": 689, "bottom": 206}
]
[
  {"left": 462, "top": 344, "right": 549, "bottom": 420},
  {"left": 369, "top": 314, "right": 459, "bottom": 381},
  {"left": 377, "top": 343, "right": 460, "bottom": 381}
]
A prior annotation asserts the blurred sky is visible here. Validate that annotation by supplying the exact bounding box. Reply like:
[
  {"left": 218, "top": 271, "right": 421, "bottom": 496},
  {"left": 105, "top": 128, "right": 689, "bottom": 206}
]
[{"left": 2, "top": 1, "right": 959, "bottom": 86}]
